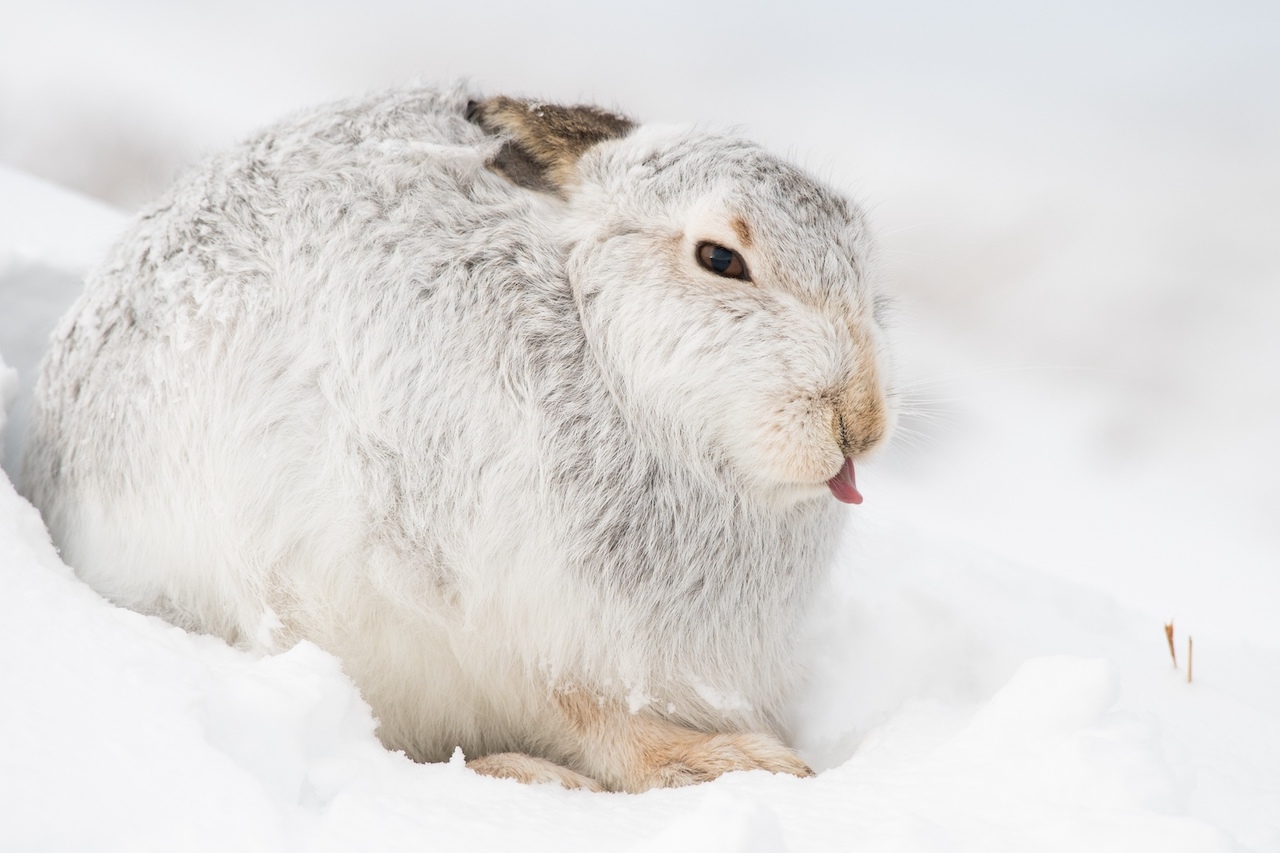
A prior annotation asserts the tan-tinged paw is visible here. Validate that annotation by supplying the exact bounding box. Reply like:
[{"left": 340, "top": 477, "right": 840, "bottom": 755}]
[
  {"left": 467, "top": 752, "right": 605, "bottom": 791},
  {"left": 635, "top": 732, "right": 814, "bottom": 792}
]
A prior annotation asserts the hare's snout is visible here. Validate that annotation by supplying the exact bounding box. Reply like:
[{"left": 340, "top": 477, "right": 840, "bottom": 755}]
[
  {"left": 831, "top": 379, "right": 888, "bottom": 459},
  {"left": 821, "top": 319, "right": 891, "bottom": 463},
  {"left": 741, "top": 305, "right": 894, "bottom": 501},
  {"left": 750, "top": 355, "right": 891, "bottom": 501},
  {"left": 811, "top": 369, "right": 888, "bottom": 505}
]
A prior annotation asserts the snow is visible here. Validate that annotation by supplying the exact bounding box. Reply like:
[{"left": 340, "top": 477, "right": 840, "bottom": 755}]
[
  {"left": 1, "top": 413, "right": 1269, "bottom": 851},
  {"left": 2, "top": 3, "right": 1278, "bottom": 850}
]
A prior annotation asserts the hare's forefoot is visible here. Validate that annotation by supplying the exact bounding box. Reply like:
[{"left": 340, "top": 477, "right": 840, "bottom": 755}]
[
  {"left": 556, "top": 691, "right": 813, "bottom": 793},
  {"left": 632, "top": 730, "right": 814, "bottom": 790},
  {"left": 466, "top": 752, "right": 605, "bottom": 791}
]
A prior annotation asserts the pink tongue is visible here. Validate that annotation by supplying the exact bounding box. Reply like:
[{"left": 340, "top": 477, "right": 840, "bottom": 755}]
[{"left": 827, "top": 457, "right": 863, "bottom": 504}]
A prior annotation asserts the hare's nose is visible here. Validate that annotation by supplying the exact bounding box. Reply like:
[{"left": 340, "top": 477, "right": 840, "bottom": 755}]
[{"left": 832, "top": 381, "right": 887, "bottom": 458}]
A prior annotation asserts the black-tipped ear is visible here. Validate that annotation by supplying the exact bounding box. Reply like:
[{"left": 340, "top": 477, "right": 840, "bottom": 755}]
[{"left": 467, "top": 96, "right": 635, "bottom": 195}]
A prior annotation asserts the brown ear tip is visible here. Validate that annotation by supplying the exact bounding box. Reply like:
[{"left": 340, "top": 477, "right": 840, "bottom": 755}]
[
  {"left": 468, "top": 94, "right": 636, "bottom": 193},
  {"left": 466, "top": 97, "right": 509, "bottom": 130}
]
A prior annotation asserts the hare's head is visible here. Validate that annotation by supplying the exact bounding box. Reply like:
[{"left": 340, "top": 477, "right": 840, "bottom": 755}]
[{"left": 469, "top": 96, "right": 894, "bottom": 505}]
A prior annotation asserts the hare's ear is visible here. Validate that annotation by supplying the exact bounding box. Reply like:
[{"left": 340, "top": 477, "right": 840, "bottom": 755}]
[{"left": 466, "top": 96, "right": 635, "bottom": 195}]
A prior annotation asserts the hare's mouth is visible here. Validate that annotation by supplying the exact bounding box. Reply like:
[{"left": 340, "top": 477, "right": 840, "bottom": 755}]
[{"left": 826, "top": 457, "right": 862, "bottom": 504}]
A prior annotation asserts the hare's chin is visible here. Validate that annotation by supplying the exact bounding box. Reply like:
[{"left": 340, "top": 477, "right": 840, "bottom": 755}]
[
  {"left": 773, "top": 482, "right": 846, "bottom": 508},
  {"left": 766, "top": 458, "right": 862, "bottom": 505}
]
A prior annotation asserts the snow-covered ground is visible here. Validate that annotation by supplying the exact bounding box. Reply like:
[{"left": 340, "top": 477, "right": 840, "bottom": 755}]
[{"left": 2, "top": 2, "right": 1278, "bottom": 850}]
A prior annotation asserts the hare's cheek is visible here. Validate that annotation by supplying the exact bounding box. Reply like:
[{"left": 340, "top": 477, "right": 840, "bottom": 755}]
[{"left": 741, "top": 395, "right": 846, "bottom": 488}]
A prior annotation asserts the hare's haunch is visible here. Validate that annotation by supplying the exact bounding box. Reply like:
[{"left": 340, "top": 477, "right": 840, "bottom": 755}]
[{"left": 22, "top": 83, "right": 895, "bottom": 792}]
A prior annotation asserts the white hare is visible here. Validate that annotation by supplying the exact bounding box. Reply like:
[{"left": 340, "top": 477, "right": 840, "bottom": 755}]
[{"left": 23, "top": 83, "right": 894, "bottom": 792}]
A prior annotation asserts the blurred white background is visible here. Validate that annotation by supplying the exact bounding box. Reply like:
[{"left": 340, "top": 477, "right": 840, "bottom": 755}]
[{"left": 2, "top": 0, "right": 1278, "bottom": 646}]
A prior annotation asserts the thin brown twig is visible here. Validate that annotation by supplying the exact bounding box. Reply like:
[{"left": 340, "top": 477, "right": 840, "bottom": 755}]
[
  {"left": 1164, "top": 621, "right": 1177, "bottom": 668},
  {"left": 1187, "top": 636, "right": 1194, "bottom": 684}
]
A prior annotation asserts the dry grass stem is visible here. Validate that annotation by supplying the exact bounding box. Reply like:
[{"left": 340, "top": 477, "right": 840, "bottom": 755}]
[
  {"left": 1164, "top": 621, "right": 1177, "bottom": 668},
  {"left": 1187, "top": 636, "right": 1194, "bottom": 684}
]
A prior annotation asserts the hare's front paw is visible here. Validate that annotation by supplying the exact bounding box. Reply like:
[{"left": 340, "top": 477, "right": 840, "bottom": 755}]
[
  {"left": 635, "top": 731, "right": 813, "bottom": 791},
  {"left": 467, "top": 752, "right": 604, "bottom": 791}
]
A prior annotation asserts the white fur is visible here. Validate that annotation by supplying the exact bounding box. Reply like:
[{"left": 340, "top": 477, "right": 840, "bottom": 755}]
[{"left": 22, "top": 82, "right": 895, "bottom": 785}]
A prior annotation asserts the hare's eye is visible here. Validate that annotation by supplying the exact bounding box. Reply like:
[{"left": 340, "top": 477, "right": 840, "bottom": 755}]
[{"left": 696, "top": 242, "right": 749, "bottom": 281}]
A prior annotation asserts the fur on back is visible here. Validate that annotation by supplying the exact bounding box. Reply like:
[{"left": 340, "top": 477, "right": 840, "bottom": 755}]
[{"left": 22, "top": 82, "right": 894, "bottom": 767}]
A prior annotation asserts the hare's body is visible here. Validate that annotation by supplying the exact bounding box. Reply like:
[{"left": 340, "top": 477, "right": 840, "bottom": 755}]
[{"left": 23, "top": 84, "right": 893, "bottom": 791}]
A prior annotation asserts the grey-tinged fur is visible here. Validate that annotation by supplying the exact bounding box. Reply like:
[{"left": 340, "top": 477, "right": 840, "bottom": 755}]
[{"left": 22, "top": 82, "right": 895, "bottom": 791}]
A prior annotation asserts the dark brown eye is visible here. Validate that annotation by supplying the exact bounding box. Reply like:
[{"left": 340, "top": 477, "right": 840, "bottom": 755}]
[{"left": 696, "top": 242, "right": 749, "bottom": 280}]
